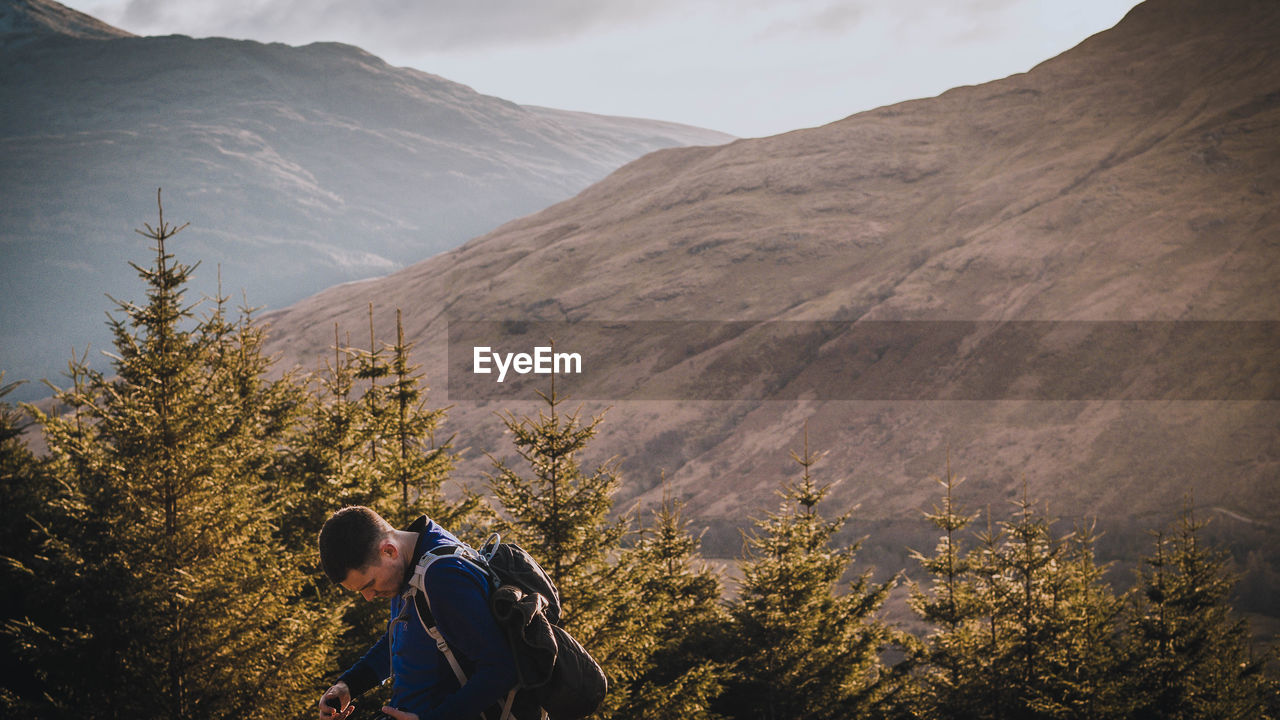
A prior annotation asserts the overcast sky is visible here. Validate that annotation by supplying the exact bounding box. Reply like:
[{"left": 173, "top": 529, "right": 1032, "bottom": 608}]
[{"left": 59, "top": 0, "right": 1141, "bottom": 138}]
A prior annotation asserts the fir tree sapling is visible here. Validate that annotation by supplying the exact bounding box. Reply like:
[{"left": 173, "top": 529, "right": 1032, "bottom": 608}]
[
  {"left": 723, "top": 424, "right": 896, "bottom": 720},
  {"left": 903, "top": 469, "right": 1129, "bottom": 719},
  {"left": 486, "top": 373, "right": 658, "bottom": 718},
  {"left": 1125, "top": 504, "right": 1275, "bottom": 719},
  {"left": 10, "top": 193, "right": 342, "bottom": 719},
  {"left": 617, "top": 484, "right": 733, "bottom": 720}
]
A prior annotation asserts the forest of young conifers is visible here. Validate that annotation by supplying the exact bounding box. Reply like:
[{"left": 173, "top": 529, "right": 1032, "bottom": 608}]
[{"left": 1, "top": 204, "right": 1277, "bottom": 720}]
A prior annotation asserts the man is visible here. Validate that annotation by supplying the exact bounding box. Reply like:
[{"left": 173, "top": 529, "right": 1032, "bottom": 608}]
[{"left": 316, "top": 506, "right": 537, "bottom": 720}]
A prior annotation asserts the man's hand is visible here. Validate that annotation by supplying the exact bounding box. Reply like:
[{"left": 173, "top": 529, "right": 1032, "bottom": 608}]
[
  {"left": 319, "top": 681, "right": 353, "bottom": 719},
  {"left": 381, "top": 706, "right": 420, "bottom": 720}
]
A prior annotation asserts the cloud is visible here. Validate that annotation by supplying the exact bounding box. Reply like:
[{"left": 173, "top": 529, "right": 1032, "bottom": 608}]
[
  {"left": 753, "top": 1, "right": 866, "bottom": 40},
  {"left": 116, "top": 0, "right": 163, "bottom": 27},
  {"left": 106, "top": 0, "right": 698, "bottom": 51},
  {"left": 88, "top": 0, "right": 1028, "bottom": 58},
  {"left": 752, "top": 0, "right": 1024, "bottom": 44}
]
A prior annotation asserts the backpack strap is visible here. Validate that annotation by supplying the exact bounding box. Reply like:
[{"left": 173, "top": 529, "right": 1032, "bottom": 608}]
[
  {"left": 408, "top": 544, "right": 519, "bottom": 720},
  {"left": 423, "top": 620, "right": 468, "bottom": 687},
  {"left": 412, "top": 543, "right": 496, "bottom": 594},
  {"left": 499, "top": 688, "right": 517, "bottom": 720},
  {"left": 408, "top": 545, "right": 473, "bottom": 687}
]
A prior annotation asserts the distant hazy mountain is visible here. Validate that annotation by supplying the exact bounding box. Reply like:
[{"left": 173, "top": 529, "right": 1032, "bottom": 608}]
[
  {"left": 261, "top": 0, "right": 1280, "bottom": 611},
  {"left": 0, "top": 0, "right": 733, "bottom": 400}
]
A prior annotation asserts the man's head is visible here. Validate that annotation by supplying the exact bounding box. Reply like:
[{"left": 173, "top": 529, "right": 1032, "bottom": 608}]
[{"left": 318, "top": 506, "right": 405, "bottom": 601}]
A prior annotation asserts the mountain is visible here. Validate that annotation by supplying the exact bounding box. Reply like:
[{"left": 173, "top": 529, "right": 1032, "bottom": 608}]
[
  {"left": 258, "top": 0, "right": 1280, "bottom": 611},
  {"left": 0, "top": 0, "right": 733, "bottom": 401},
  {"left": 0, "top": 0, "right": 131, "bottom": 45}
]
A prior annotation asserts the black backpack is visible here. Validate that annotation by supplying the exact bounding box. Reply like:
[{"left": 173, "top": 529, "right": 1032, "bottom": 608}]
[{"left": 408, "top": 534, "right": 607, "bottom": 720}]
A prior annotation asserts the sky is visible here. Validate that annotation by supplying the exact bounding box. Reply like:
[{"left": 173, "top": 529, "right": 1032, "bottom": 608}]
[{"left": 58, "top": 0, "right": 1141, "bottom": 139}]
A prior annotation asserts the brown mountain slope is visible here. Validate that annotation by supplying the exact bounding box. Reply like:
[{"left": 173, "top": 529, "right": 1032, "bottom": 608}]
[{"left": 263, "top": 0, "right": 1280, "bottom": 606}]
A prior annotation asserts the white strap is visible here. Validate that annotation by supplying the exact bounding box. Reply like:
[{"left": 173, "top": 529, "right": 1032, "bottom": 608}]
[
  {"left": 409, "top": 544, "right": 524, "bottom": 720},
  {"left": 424, "top": 623, "right": 468, "bottom": 688},
  {"left": 412, "top": 544, "right": 494, "bottom": 594},
  {"left": 499, "top": 688, "right": 516, "bottom": 720},
  {"left": 408, "top": 551, "right": 470, "bottom": 685}
]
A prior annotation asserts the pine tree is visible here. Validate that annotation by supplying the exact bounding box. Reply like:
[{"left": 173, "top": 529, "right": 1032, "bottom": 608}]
[
  {"left": 290, "top": 304, "right": 401, "bottom": 522},
  {"left": 904, "top": 457, "right": 984, "bottom": 719},
  {"left": 299, "top": 307, "right": 472, "bottom": 529},
  {"left": 615, "top": 486, "right": 732, "bottom": 720},
  {"left": 487, "top": 374, "right": 625, "bottom": 614},
  {"left": 905, "top": 477, "right": 1127, "bottom": 720},
  {"left": 0, "top": 373, "right": 58, "bottom": 713},
  {"left": 1045, "top": 521, "right": 1127, "bottom": 718},
  {"left": 486, "top": 374, "right": 647, "bottom": 716},
  {"left": 722, "top": 426, "right": 895, "bottom": 720},
  {"left": 1125, "top": 505, "right": 1275, "bottom": 719},
  {"left": 970, "top": 492, "right": 1127, "bottom": 720},
  {"left": 9, "top": 194, "right": 342, "bottom": 719},
  {"left": 279, "top": 308, "right": 468, "bottom": 537},
  {"left": 277, "top": 323, "right": 374, "bottom": 552},
  {"left": 1000, "top": 492, "right": 1064, "bottom": 714},
  {"left": 354, "top": 303, "right": 392, "bottom": 471},
  {"left": 381, "top": 309, "right": 474, "bottom": 530}
]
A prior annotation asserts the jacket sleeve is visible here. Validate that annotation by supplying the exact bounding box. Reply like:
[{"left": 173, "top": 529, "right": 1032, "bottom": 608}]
[
  {"left": 338, "top": 629, "right": 391, "bottom": 699},
  {"left": 421, "top": 560, "right": 519, "bottom": 720}
]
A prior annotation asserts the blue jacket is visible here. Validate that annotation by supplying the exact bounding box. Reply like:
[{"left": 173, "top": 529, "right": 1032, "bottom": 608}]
[{"left": 338, "top": 516, "right": 536, "bottom": 719}]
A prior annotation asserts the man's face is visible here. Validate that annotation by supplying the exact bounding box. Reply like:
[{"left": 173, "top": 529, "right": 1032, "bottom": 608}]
[{"left": 340, "top": 541, "right": 403, "bottom": 602}]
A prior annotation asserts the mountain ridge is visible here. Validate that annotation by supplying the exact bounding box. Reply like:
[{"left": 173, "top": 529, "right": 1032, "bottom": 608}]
[
  {"left": 0, "top": 0, "right": 131, "bottom": 44},
  {"left": 258, "top": 0, "right": 1279, "bottom": 608}
]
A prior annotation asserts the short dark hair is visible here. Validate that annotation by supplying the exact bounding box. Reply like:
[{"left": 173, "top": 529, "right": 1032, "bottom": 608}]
[{"left": 318, "top": 506, "right": 391, "bottom": 584}]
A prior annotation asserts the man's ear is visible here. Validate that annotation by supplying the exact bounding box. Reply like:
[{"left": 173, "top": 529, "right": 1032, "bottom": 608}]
[{"left": 380, "top": 538, "right": 398, "bottom": 560}]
